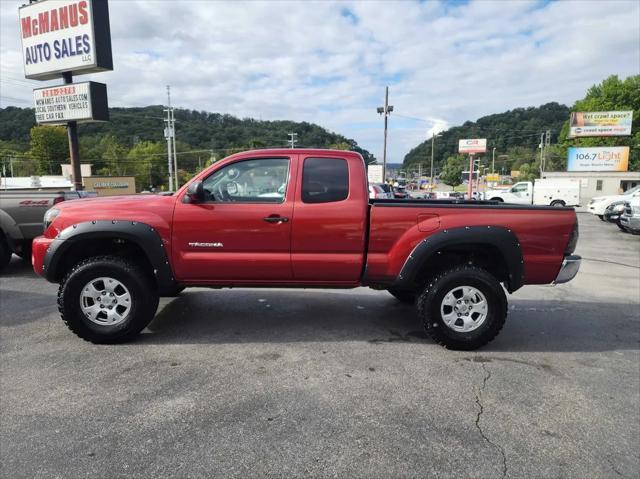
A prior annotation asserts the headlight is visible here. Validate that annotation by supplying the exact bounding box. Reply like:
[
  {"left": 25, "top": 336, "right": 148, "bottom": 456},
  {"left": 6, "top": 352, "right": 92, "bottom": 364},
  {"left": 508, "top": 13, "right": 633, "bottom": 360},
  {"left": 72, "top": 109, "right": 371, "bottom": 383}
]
[
  {"left": 633, "top": 206, "right": 640, "bottom": 215},
  {"left": 612, "top": 203, "right": 626, "bottom": 213},
  {"left": 43, "top": 208, "right": 60, "bottom": 231}
]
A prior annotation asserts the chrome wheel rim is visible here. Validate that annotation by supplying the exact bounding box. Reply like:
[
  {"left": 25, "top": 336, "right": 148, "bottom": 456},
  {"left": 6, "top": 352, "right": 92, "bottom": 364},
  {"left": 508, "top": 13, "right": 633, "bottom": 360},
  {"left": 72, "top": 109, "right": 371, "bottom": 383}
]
[
  {"left": 80, "top": 277, "right": 132, "bottom": 326},
  {"left": 440, "top": 286, "right": 488, "bottom": 332}
]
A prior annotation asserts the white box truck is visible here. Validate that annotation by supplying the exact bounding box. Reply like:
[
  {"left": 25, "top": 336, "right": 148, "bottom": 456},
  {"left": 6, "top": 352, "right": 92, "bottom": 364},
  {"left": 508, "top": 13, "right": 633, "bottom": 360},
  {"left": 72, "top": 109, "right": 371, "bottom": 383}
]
[{"left": 486, "top": 179, "right": 580, "bottom": 207}]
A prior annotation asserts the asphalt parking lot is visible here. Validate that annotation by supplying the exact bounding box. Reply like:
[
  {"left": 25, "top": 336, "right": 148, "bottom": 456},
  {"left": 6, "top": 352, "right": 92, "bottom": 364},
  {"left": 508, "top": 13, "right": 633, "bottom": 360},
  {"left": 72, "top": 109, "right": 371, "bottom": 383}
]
[{"left": 1, "top": 212, "right": 638, "bottom": 479}]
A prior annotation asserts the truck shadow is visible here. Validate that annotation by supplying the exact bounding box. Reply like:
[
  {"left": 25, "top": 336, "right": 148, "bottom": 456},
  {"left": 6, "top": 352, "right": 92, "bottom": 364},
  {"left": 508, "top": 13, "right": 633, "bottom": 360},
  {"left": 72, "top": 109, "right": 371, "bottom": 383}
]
[
  {"left": 141, "top": 289, "right": 640, "bottom": 353},
  {"left": 1, "top": 256, "right": 36, "bottom": 278}
]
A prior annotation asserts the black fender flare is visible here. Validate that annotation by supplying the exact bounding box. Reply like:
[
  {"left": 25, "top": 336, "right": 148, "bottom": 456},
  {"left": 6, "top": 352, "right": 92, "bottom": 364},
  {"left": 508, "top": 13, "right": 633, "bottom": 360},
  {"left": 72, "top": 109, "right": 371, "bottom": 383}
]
[
  {"left": 394, "top": 225, "right": 524, "bottom": 292},
  {"left": 43, "top": 220, "right": 176, "bottom": 293}
]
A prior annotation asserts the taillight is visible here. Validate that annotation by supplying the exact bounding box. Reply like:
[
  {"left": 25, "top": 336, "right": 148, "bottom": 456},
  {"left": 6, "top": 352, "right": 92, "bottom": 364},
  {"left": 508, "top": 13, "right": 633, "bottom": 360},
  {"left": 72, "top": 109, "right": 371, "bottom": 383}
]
[{"left": 565, "top": 220, "right": 579, "bottom": 254}]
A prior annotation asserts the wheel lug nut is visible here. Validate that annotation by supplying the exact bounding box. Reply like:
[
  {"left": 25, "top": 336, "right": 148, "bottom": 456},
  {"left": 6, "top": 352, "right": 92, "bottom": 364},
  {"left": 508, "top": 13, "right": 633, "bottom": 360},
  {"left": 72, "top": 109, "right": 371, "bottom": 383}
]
[
  {"left": 100, "top": 304, "right": 104, "bottom": 308},
  {"left": 97, "top": 297, "right": 101, "bottom": 302},
  {"left": 102, "top": 291, "right": 106, "bottom": 295}
]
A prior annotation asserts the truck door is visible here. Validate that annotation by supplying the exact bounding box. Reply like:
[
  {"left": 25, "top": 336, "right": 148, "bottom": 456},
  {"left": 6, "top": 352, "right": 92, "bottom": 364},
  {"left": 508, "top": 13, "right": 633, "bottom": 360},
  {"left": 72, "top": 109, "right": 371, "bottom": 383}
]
[
  {"left": 290, "top": 155, "right": 368, "bottom": 282},
  {"left": 509, "top": 182, "right": 532, "bottom": 204},
  {"left": 171, "top": 156, "right": 296, "bottom": 281}
]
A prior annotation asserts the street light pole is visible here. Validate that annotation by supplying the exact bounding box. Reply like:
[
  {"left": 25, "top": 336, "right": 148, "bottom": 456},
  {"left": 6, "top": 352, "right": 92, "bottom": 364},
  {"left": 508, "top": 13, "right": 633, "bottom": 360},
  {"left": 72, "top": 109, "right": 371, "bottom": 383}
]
[
  {"left": 377, "top": 86, "right": 393, "bottom": 182},
  {"left": 430, "top": 132, "right": 436, "bottom": 192}
]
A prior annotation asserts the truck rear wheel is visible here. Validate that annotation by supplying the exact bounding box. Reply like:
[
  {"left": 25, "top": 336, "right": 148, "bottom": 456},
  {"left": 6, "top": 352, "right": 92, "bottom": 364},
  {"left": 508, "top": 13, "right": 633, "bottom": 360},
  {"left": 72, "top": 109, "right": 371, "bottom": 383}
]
[
  {"left": 0, "top": 234, "right": 11, "bottom": 272},
  {"left": 387, "top": 288, "right": 416, "bottom": 304},
  {"left": 58, "top": 255, "right": 159, "bottom": 344},
  {"left": 416, "top": 266, "right": 507, "bottom": 350},
  {"left": 550, "top": 200, "right": 565, "bottom": 207}
]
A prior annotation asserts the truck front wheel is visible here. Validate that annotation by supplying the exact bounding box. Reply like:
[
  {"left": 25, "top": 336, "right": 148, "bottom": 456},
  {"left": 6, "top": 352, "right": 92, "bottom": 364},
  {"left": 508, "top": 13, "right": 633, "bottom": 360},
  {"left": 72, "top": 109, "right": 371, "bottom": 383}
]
[
  {"left": 416, "top": 266, "right": 507, "bottom": 350},
  {"left": 0, "top": 234, "right": 11, "bottom": 273},
  {"left": 58, "top": 256, "right": 159, "bottom": 344}
]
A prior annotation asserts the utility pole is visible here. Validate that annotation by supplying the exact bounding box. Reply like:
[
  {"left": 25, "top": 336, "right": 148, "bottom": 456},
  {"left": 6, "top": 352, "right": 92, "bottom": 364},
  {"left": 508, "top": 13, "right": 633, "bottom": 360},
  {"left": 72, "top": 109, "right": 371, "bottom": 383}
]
[
  {"left": 492, "top": 147, "right": 496, "bottom": 174},
  {"left": 543, "top": 128, "right": 551, "bottom": 176},
  {"left": 467, "top": 154, "right": 474, "bottom": 200},
  {"left": 287, "top": 133, "right": 298, "bottom": 149},
  {"left": 377, "top": 86, "right": 393, "bottom": 182},
  {"left": 164, "top": 86, "right": 174, "bottom": 192},
  {"left": 539, "top": 132, "right": 545, "bottom": 177}
]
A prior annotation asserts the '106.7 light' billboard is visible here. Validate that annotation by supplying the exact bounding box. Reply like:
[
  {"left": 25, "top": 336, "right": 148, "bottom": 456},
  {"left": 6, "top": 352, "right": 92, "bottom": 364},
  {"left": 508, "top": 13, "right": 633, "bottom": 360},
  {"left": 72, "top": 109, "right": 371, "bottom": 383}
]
[{"left": 567, "top": 147, "right": 629, "bottom": 172}]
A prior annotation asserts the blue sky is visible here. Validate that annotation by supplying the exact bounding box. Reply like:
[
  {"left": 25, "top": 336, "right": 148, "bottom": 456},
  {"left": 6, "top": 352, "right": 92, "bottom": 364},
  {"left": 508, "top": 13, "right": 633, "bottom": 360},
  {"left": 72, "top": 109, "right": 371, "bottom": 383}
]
[{"left": 1, "top": 0, "right": 639, "bottom": 161}]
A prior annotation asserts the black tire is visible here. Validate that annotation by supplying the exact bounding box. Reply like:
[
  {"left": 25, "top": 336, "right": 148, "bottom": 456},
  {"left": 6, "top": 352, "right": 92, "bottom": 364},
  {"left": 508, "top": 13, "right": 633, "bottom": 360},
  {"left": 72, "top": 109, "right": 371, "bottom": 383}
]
[
  {"left": 550, "top": 200, "right": 565, "bottom": 207},
  {"left": 16, "top": 240, "right": 32, "bottom": 263},
  {"left": 58, "top": 255, "right": 159, "bottom": 344},
  {"left": 0, "top": 234, "right": 11, "bottom": 273},
  {"left": 387, "top": 288, "right": 416, "bottom": 304},
  {"left": 490, "top": 197, "right": 503, "bottom": 202},
  {"left": 416, "top": 266, "right": 507, "bottom": 350},
  {"left": 616, "top": 220, "right": 626, "bottom": 231},
  {"left": 598, "top": 215, "right": 605, "bottom": 221}
]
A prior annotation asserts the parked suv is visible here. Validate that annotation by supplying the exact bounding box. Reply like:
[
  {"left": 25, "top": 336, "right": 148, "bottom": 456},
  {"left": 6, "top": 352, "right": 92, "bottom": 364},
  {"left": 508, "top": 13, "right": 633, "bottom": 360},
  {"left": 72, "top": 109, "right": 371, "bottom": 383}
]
[{"left": 619, "top": 197, "right": 640, "bottom": 234}]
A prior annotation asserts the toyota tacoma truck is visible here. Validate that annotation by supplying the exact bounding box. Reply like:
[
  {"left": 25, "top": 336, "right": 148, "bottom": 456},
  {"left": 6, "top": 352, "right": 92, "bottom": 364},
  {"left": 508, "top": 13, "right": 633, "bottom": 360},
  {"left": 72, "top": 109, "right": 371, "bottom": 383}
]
[{"left": 32, "top": 149, "right": 581, "bottom": 350}]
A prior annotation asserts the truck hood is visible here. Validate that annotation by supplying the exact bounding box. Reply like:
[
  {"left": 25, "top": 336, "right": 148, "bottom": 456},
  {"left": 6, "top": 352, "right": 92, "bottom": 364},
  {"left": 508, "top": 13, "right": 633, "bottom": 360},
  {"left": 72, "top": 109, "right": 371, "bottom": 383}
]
[
  {"left": 591, "top": 194, "right": 626, "bottom": 203},
  {"left": 49, "top": 193, "right": 178, "bottom": 236}
]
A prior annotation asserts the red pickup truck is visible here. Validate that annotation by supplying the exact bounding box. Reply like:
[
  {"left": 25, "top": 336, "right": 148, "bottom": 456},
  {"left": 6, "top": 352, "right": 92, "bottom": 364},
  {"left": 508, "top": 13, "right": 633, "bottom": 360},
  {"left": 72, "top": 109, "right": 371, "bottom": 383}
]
[{"left": 32, "top": 149, "right": 580, "bottom": 350}]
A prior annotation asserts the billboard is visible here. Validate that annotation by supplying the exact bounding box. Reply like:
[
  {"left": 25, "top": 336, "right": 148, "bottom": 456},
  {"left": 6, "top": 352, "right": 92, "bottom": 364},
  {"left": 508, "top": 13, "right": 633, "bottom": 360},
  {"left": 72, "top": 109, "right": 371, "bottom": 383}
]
[
  {"left": 459, "top": 139, "right": 487, "bottom": 154},
  {"left": 567, "top": 147, "right": 629, "bottom": 172},
  {"left": 33, "top": 81, "right": 108, "bottom": 124},
  {"left": 568, "top": 111, "right": 633, "bottom": 138},
  {"left": 19, "top": 0, "right": 113, "bottom": 80},
  {"left": 367, "top": 164, "right": 384, "bottom": 183}
]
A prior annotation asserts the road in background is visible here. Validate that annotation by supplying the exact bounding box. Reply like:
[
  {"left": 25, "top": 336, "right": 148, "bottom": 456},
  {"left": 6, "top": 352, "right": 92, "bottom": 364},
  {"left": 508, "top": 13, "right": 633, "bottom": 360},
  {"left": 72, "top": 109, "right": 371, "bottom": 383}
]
[{"left": 1, "top": 213, "right": 638, "bottom": 478}]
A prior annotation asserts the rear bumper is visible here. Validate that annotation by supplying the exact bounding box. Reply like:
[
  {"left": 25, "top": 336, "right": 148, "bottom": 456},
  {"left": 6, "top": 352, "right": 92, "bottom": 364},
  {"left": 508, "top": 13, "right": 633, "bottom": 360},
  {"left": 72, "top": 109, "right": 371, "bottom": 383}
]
[{"left": 553, "top": 255, "right": 581, "bottom": 284}]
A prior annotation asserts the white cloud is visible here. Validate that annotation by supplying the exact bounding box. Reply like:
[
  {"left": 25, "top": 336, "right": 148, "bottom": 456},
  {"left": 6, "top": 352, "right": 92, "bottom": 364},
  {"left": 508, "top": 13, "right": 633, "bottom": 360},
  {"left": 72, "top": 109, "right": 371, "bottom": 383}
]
[{"left": 1, "top": 0, "right": 638, "bottom": 162}]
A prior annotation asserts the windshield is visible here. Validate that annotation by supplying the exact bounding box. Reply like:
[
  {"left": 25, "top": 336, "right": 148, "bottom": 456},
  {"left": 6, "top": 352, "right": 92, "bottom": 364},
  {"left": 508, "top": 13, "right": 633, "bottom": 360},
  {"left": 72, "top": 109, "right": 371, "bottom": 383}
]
[{"left": 623, "top": 185, "right": 640, "bottom": 195}]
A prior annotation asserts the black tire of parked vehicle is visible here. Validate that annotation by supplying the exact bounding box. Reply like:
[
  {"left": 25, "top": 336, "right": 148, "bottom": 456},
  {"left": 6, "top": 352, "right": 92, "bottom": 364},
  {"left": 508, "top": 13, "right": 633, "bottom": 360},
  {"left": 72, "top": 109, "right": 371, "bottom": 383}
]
[
  {"left": 616, "top": 221, "right": 627, "bottom": 232},
  {"left": 598, "top": 215, "right": 605, "bottom": 221},
  {"left": 416, "top": 266, "right": 507, "bottom": 351},
  {"left": 490, "top": 197, "right": 503, "bottom": 202},
  {"left": 0, "top": 233, "right": 11, "bottom": 272},
  {"left": 550, "top": 200, "right": 565, "bottom": 207},
  {"left": 16, "top": 241, "right": 32, "bottom": 263},
  {"left": 387, "top": 288, "right": 416, "bottom": 304},
  {"left": 58, "top": 255, "right": 159, "bottom": 344}
]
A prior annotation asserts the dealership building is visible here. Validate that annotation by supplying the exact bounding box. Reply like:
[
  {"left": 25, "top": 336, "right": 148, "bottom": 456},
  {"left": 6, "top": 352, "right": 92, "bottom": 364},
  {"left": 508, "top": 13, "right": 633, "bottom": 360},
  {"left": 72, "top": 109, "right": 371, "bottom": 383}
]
[{"left": 541, "top": 171, "right": 640, "bottom": 205}]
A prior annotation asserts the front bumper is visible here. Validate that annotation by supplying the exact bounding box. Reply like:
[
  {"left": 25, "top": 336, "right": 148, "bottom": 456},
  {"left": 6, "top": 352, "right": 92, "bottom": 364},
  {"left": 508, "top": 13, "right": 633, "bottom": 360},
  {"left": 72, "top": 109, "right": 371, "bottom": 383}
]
[
  {"left": 31, "top": 235, "right": 54, "bottom": 277},
  {"left": 553, "top": 255, "right": 581, "bottom": 284},
  {"left": 620, "top": 215, "right": 640, "bottom": 231}
]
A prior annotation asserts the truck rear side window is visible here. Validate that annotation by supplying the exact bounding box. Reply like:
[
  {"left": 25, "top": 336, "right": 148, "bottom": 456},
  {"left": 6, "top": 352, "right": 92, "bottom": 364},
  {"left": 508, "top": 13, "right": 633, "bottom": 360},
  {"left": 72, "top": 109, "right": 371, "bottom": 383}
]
[{"left": 302, "top": 158, "right": 348, "bottom": 203}]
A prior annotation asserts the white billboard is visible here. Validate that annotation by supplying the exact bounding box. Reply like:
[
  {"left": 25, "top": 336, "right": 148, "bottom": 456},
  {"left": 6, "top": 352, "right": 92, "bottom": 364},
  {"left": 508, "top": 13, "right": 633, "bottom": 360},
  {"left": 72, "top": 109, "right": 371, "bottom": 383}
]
[
  {"left": 568, "top": 111, "right": 633, "bottom": 138},
  {"left": 458, "top": 138, "right": 487, "bottom": 154},
  {"left": 367, "top": 164, "right": 384, "bottom": 183},
  {"left": 567, "top": 147, "right": 629, "bottom": 172},
  {"left": 19, "top": 0, "right": 113, "bottom": 80},
  {"left": 33, "top": 81, "right": 108, "bottom": 124}
]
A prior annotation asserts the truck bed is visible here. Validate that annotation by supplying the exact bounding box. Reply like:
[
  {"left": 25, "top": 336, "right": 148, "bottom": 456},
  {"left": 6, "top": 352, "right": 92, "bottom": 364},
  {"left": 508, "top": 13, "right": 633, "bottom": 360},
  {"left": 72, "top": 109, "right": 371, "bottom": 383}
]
[{"left": 365, "top": 199, "right": 576, "bottom": 287}]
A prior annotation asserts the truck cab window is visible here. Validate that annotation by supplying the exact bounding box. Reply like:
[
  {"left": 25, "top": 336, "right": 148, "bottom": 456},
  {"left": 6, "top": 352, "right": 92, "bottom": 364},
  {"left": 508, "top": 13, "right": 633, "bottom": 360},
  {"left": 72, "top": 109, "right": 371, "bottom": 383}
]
[
  {"left": 202, "top": 158, "right": 289, "bottom": 203},
  {"left": 302, "top": 158, "right": 348, "bottom": 203},
  {"left": 511, "top": 183, "right": 528, "bottom": 193}
]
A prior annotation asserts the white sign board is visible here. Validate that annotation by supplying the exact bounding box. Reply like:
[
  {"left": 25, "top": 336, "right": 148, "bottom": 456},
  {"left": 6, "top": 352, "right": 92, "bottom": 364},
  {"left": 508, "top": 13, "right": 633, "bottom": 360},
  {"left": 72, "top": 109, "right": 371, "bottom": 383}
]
[
  {"left": 458, "top": 138, "right": 487, "bottom": 154},
  {"left": 33, "top": 81, "right": 108, "bottom": 124},
  {"left": 569, "top": 111, "right": 633, "bottom": 138},
  {"left": 567, "top": 147, "right": 629, "bottom": 172},
  {"left": 367, "top": 164, "right": 384, "bottom": 183},
  {"left": 19, "top": 0, "right": 113, "bottom": 80}
]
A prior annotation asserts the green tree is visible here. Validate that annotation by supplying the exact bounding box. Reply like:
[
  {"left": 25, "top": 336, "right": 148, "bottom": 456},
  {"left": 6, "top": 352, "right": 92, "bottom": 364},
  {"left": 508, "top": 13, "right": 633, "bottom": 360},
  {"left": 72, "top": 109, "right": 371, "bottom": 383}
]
[
  {"left": 28, "top": 125, "right": 68, "bottom": 175},
  {"left": 439, "top": 155, "right": 466, "bottom": 187},
  {"left": 127, "top": 141, "right": 167, "bottom": 191}
]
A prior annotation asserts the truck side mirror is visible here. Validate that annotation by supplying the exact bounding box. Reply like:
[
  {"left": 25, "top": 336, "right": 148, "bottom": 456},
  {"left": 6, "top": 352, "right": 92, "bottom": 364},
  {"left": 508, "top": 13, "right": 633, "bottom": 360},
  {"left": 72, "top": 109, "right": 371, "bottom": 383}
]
[{"left": 185, "top": 180, "right": 205, "bottom": 203}]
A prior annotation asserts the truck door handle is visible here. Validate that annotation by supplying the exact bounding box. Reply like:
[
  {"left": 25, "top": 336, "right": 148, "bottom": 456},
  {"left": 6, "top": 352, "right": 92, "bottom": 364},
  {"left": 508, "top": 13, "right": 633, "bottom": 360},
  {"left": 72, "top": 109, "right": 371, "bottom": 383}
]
[{"left": 263, "top": 215, "right": 289, "bottom": 224}]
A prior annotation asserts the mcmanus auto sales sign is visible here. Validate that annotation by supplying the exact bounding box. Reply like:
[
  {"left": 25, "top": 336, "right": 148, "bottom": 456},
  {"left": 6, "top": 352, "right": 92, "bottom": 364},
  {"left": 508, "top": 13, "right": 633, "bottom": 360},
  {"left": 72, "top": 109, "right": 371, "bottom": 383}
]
[{"left": 19, "top": 0, "right": 112, "bottom": 80}]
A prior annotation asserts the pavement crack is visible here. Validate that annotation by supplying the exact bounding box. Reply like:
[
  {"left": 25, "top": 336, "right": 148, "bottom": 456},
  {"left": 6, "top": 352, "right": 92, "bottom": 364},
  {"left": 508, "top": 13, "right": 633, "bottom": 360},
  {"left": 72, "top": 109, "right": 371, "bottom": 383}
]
[
  {"left": 605, "top": 456, "right": 626, "bottom": 478},
  {"left": 475, "top": 362, "right": 508, "bottom": 479}
]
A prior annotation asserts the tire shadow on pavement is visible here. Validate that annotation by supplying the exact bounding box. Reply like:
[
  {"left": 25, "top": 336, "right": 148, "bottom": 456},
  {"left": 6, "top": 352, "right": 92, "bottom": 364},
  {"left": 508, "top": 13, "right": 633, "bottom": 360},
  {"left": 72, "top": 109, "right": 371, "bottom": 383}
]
[{"left": 140, "top": 290, "right": 639, "bottom": 353}]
